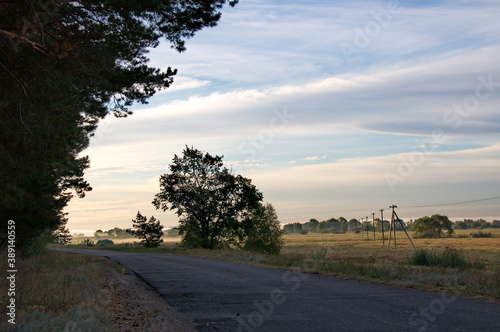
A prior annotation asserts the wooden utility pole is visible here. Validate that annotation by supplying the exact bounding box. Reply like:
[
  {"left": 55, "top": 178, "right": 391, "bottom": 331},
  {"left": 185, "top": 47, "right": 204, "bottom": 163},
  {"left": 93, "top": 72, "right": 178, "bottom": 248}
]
[
  {"left": 387, "top": 205, "right": 416, "bottom": 251},
  {"left": 371, "top": 212, "right": 376, "bottom": 240},
  {"left": 379, "top": 209, "right": 385, "bottom": 246},
  {"left": 387, "top": 205, "right": 398, "bottom": 249},
  {"left": 366, "top": 216, "right": 369, "bottom": 240},
  {"left": 393, "top": 210, "right": 417, "bottom": 251}
]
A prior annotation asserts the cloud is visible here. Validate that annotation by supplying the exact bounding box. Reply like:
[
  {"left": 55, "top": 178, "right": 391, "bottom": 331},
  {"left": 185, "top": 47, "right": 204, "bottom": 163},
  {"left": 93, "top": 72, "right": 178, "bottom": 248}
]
[
  {"left": 166, "top": 76, "right": 211, "bottom": 92},
  {"left": 66, "top": 0, "right": 500, "bottom": 233}
]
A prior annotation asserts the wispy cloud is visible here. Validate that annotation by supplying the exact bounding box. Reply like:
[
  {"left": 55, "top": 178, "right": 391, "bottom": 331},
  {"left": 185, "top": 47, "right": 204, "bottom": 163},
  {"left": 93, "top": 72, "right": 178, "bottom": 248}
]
[{"left": 66, "top": 0, "right": 500, "bottom": 233}]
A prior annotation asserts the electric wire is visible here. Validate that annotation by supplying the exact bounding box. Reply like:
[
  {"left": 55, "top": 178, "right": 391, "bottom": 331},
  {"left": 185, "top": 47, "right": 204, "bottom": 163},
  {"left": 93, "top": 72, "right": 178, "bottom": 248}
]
[{"left": 400, "top": 195, "right": 500, "bottom": 208}]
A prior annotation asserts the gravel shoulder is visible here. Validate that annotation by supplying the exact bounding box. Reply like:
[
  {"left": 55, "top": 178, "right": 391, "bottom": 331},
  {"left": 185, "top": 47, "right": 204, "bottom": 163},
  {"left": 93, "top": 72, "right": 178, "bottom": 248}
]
[{"left": 100, "top": 261, "right": 196, "bottom": 332}]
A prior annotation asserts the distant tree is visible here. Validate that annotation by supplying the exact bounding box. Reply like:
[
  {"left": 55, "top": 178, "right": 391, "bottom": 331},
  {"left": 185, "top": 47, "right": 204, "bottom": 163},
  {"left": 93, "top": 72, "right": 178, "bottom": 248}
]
[
  {"left": 165, "top": 228, "right": 180, "bottom": 237},
  {"left": 338, "top": 217, "right": 348, "bottom": 233},
  {"left": 453, "top": 221, "right": 467, "bottom": 230},
  {"left": 348, "top": 219, "right": 360, "bottom": 232},
  {"left": 478, "top": 219, "right": 491, "bottom": 229},
  {"left": 94, "top": 230, "right": 104, "bottom": 237},
  {"left": 152, "top": 146, "right": 263, "bottom": 249},
  {"left": 126, "top": 212, "right": 164, "bottom": 248},
  {"left": 283, "top": 222, "right": 303, "bottom": 234},
  {"left": 108, "top": 227, "right": 127, "bottom": 238},
  {"left": 293, "top": 222, "right": 304, "bottom": 234},
  {"left": 241, "top": 203, "right": 284, "bottom": 255},
  {"left": 307, "top": 218, "right": 319, "bottom": 233},
  {"left": 283, "top": 223, "right": 296, "bottom": 234},
  {"left": 413, "top": 214, "right": 454, "bottom": 238},
  {"left": 492, "top": 220, "right": 500, "bottom": 228}
]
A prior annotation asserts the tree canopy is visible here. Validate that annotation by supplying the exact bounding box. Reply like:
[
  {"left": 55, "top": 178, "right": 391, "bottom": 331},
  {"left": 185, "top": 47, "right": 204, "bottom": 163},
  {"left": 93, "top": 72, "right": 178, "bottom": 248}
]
[
  {"left": 0, "top": 1, "right": 238, "bottom": 253},
  {"left": 152, "top": 146, "right": 267, "bottom": 250},
  {"left": 413, "top": 214, "right": 454, "bottom": 238}
]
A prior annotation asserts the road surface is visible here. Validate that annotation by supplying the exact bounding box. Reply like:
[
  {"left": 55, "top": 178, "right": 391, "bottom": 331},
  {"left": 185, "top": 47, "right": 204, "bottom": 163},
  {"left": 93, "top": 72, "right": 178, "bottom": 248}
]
[{"left": 53, "top": 249, "right": 499, "bottom": 331}]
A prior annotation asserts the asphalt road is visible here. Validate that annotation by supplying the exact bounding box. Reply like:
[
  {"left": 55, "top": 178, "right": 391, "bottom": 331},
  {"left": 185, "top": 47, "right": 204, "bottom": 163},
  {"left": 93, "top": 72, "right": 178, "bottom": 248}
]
[{"left": 53, "top": 249, "right": 500, "bottom": 331}]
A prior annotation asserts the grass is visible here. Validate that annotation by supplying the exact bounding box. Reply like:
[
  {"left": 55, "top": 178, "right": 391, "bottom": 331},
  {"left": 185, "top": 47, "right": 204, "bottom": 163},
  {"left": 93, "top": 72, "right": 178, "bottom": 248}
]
[
  {"left": 0, "top": 250, "right": 116, "bottom": 331},
  {"left": 406, "top": 247, "right": 484, "bottom": 269},
  {"left": 55, "top": 229, "right": 500, "bottom": 302}
]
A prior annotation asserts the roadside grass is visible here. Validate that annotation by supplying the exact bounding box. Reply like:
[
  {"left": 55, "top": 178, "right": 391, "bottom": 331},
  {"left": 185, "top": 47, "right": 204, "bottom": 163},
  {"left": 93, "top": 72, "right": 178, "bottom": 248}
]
[
  {"left": 55, "top": 229, "right": 500, "bottom": 302},
  {"left": 0, "top": 250, "right": 116, "bottom": 331}
]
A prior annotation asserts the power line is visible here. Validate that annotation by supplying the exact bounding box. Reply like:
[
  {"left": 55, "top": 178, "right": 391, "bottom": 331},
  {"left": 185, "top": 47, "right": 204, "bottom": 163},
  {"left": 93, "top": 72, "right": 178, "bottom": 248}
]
[{"left": 400, "top": 195, "right": 500, "bottom": 208}]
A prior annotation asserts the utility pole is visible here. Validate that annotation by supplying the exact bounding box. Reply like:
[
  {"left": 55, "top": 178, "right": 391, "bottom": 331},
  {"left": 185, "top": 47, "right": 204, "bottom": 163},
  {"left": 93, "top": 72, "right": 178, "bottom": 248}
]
[
  {"left": 372, "top": 212, "right": 376, "bottom": 241},
  {"left": 379, "top": 209, "right": 385, "bottom": 246},
  {"left": 387, "top": 205, "right": 416, "bottom": 251},
  {"left": 393, "top": 209, "right": 417, "bottom": 251},
  {"left": 366, "top": 216, "right": 369, "bottom": 240},
  {"left": 387, "top": 205, "right": 397, "bottom": 249}
]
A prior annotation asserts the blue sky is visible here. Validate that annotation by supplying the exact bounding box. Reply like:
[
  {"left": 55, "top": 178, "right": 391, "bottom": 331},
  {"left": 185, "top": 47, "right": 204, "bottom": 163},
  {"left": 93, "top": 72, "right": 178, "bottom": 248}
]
[{"left": 66, "top": 0, "right": 500, "bottom": 234}]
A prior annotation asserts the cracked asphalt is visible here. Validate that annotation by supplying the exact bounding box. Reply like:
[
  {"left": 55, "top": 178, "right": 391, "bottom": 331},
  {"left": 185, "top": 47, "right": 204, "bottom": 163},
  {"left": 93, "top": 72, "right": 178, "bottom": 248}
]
[{"left": 54, "top": 249, "right": 500, "bottom": 331}]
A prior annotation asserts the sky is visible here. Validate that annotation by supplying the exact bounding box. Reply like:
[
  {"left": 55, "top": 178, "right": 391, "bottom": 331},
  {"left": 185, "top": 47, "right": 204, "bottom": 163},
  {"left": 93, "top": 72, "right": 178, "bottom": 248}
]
[{"left": 65, "top": 0, "right": 500, "bottom": 235}]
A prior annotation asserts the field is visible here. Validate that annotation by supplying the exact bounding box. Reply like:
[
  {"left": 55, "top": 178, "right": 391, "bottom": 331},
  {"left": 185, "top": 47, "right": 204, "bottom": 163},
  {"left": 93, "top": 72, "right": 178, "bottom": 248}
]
[{"left": 282, "top": 229, "right": 500, "bottom": 270}]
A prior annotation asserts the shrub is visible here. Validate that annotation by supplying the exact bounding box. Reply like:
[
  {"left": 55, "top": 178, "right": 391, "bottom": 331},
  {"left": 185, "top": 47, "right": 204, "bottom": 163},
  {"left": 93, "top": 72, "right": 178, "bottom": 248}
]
[
  {"left": 470, "top": 231, "right": 492, "bottom": 238},
  {"left": 407, "top": 247, "right": 482, "bottom": 269},
  {"left": 242, "top": 203, "right": 285, "bottom": 255},
  {"left": 80, "top": 239, "right": 95, "bottom": 247},
  {"left": 96, "top": 239, "right": 114, "bottom": 246}
]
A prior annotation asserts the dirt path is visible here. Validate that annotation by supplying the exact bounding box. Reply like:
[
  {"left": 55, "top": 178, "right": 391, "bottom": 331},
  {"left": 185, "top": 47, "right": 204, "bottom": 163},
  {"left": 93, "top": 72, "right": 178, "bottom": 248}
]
[{"left": 100, "top": 261, "right": 196, "bottom": 332}]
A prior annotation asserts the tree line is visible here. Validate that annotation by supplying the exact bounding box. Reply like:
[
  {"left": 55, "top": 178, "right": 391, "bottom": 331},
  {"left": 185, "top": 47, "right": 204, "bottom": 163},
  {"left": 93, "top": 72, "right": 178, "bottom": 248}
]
[{"left": 284, "top": 216, "right": 500, "bottom": 236}]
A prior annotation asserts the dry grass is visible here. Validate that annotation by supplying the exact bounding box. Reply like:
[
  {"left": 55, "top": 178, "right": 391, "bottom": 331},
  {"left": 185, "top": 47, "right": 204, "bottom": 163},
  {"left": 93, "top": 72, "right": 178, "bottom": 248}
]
[
  {"left": 282, "top": 229, "right": 500, "bottom": 269},
  {"left": 0, "top": 250, "right": 115, "bottom": 331}
]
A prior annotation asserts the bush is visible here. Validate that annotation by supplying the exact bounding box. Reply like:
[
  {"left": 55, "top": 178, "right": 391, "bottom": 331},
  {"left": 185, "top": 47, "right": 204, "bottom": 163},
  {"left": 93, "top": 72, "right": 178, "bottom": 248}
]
[
  {"left": 96, "top": 239, "right": 114, "bottom": 246},
  {"left": 470, "top": 231, "right": 492, "bottom": 238},
  {"left": 20, "top": 230, "right": 52, "bottom": 257},
  {"left": 242, "top": 203, "right": 284, "bottom": 255},
  {"left": 407, "top": 247, "right": 482, "bottom": 269},
  {"left": 80, "top": 239, "right": 95, "bottom": 247}
]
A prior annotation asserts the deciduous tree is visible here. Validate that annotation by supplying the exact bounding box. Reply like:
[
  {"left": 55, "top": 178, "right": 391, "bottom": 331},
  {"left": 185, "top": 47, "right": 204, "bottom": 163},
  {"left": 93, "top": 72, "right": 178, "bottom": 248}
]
[
  {"left": 413, "top": 214, "right": 454, "bottom": 238},
  {"left": 152, "top": 146, "right": 263, "bottom": 249}
]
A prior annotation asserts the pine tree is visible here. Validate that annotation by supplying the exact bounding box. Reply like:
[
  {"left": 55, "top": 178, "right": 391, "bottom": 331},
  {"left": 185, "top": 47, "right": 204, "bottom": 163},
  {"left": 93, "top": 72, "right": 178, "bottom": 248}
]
[{"left": 126, "top": 212, "right": 164, "bottom": 248}]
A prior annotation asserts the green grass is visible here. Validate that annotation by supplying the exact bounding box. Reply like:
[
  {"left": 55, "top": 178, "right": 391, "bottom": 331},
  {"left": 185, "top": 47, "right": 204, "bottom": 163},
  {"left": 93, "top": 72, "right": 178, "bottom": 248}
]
[{"left": 407, "top": 247, "right": 484, "bottom": 269}]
